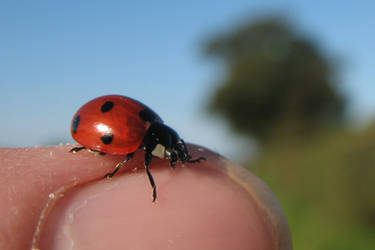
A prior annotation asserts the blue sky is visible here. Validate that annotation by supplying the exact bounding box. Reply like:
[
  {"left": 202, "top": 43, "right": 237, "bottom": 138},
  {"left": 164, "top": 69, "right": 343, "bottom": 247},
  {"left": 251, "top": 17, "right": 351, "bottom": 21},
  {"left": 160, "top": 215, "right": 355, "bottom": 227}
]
[{"left": 1, "top": 1, "right": 374, "bottom": 161}]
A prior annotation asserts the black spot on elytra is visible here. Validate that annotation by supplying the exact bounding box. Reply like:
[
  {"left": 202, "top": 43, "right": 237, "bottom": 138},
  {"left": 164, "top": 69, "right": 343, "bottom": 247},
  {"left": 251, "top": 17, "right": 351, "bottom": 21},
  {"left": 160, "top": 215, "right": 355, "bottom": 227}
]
[
  {"left": 101, "top": 133, "right": 114, "bottom": 144},
  {"left": 72, "top": 115, "right": 80, "bottom": 133},
  {"left": 139, "top": 108, "right": 162, "bottom": 123},
  {"left": 101, "top": 101, "right": 114, "bottom": 113}
]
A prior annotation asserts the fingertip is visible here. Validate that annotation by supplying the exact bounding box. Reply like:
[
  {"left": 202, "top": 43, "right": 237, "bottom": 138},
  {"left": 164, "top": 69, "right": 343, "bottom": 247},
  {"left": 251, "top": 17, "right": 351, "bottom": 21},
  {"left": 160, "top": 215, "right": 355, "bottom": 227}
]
[
  {"left": 34, "top": 145, "right": 291, "bottom": 250},
  {"left": 0, "top": 145, "right": 291, "bottom": 249}
]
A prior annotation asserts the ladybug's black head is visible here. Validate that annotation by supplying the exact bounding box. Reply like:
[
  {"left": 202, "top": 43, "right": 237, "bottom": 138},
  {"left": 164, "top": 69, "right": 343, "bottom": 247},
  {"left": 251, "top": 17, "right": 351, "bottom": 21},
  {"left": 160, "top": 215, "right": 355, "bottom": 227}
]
[
  {"left": 143, "top": 123, "right": 195, "bottom": 166},
  {"left": 165, "top": 139, "right": 192, "bottom": 165},
  {"left": 165, "top": 137, "right": 206, "bottom": 167}
]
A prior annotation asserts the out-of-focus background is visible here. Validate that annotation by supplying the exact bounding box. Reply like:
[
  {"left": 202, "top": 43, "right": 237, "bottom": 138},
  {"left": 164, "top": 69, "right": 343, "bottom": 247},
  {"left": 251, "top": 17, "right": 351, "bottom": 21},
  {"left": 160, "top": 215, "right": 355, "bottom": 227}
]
[{"left": 1, "top": 1, "right": 374, "bottom": 249}]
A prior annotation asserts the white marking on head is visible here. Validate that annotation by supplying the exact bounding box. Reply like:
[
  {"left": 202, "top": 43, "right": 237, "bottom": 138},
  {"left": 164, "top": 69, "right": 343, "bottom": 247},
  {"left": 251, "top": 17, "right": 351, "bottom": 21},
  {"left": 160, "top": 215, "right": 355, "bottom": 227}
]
[{"left": 152, "top": 144, "right": 166, "bottom": 158}]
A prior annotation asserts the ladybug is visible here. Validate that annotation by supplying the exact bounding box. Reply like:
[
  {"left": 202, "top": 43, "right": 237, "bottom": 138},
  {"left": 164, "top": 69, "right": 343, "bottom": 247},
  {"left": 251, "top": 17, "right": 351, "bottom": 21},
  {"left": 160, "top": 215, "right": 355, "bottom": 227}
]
[{"left": 70, "top": 95, "right": 205, "bottom": 202}]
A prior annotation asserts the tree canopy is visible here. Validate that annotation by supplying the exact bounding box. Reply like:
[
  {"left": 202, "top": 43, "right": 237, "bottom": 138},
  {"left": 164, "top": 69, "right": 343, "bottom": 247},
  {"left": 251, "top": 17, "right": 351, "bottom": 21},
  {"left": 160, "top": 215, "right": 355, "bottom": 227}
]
[{"left": 204, "top": 16, "right": 346, "bottom": 142}]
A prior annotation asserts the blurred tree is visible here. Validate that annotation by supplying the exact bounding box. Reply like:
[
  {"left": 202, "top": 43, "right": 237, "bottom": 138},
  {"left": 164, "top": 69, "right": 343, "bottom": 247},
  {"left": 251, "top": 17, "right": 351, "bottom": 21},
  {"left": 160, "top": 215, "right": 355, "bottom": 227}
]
[{"left": 204, "top": 16, "right": 346, "bottom": 143}]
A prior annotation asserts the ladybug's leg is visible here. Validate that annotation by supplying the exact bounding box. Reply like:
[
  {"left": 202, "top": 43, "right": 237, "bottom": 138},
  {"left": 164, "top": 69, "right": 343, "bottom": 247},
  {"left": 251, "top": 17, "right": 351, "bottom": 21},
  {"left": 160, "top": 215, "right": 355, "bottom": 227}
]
[
  {"left": 170, "top": 159, "right": 177, "bottom": 168},
  {"left": 187, "top": 156, "right": 206, "bottom": 164},
  {"left": 104, "top": 153, "right": 134, "bottom": 179},
  {"left": 87, "top": 149, "right": 106, "bottom": 155},
  {"left": 70, "top": 146, "right": 105, "bottom": 155},
  {"left": 70, "top": 146, "right": 86, "bottom": 153},
  {"left": 144, "top": 152, "right": 157, "bottom": 202}
]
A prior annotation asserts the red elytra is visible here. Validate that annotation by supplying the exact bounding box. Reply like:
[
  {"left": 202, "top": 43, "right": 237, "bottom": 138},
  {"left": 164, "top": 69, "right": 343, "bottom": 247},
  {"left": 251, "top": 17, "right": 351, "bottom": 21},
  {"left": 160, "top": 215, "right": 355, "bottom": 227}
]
[{"left": 71, "top": 95, "right": 161, "bottom": 155}]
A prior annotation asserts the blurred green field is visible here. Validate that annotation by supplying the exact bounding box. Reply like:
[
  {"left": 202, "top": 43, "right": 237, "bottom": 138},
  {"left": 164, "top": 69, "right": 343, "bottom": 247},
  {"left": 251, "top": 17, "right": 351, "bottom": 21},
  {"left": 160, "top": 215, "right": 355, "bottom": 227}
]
[{"left": 249, "top": 123, "right": 375, "bottom": 250}]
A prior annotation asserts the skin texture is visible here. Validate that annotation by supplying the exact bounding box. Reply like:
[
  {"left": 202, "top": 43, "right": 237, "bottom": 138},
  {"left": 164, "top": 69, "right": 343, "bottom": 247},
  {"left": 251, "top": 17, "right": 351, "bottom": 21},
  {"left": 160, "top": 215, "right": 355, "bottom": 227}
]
[{"left": 0, "top": 145, "right": 292, "bottom": 250}]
